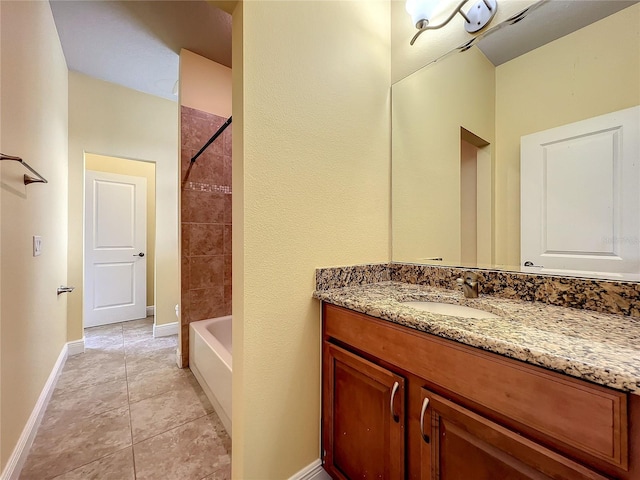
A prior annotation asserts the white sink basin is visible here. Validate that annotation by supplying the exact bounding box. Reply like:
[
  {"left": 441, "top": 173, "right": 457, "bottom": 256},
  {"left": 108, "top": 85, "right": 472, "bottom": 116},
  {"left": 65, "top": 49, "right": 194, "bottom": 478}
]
[{"left": 402, "top": 301, "right": 500, "bottom": 319}]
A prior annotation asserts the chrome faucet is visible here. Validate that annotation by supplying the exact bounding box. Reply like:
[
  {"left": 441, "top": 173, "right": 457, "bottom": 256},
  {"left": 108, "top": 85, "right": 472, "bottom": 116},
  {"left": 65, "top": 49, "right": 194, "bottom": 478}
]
[{"left": 456, "top": 272, "right": 479, "bottom": 298}]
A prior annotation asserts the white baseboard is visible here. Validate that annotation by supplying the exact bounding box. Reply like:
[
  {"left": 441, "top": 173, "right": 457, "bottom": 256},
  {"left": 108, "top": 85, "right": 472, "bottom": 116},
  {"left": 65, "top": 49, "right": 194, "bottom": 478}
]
[
  {"left": 0, "top": 344, "right": 68, "bottom": 480},
  {"left": 146, "top": 305, "right": 155, "bottom": 317},
  {"left": 153, "top": 321, "right": 178, "bottom": 338},
  {"left": 288, "top": 460, "right": 330, "bottom": 480},
  {"left": 67, "top": 338, "right": 85, "bottom": 356}
]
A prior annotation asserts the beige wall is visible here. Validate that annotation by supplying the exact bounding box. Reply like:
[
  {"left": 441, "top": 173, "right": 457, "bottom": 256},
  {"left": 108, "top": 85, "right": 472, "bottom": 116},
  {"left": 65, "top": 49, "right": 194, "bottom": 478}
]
[
  {"left": 494, "top": 4, "right": 640, "bottom": 266},
  {"left": 232, "top": 1, "right": 391, "bottom": 477},
  {"left": 85, "top": 154, "right": 157, "bottom": 307},
  {"left": 231, "top": 4, "right": 245, "bottom": 473},
  {"left": 68, "top": 72, "right": 179, "bottom": 339},
  {"left": 0, "top": 0, "right": 68, "bottom": 469},
  {"left": 391, "top": 0, "right": 537, "bottom": 83},
  {"left": 180, "top": 49, "right": 232, "bottom": 117},
  {"left": 392, "top": 47, "right": 495, "bottom": 264}
]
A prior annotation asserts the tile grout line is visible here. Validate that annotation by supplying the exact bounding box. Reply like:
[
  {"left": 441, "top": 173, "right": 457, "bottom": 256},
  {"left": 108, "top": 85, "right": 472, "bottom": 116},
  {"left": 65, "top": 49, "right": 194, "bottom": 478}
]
[
  {"left": 42, "top": 324, "right": 130, "bottom": 480},
  {"left": 196, "top": 464, "right": 227, "bottom": 480},
  {"left": 122, "top": 324, "right": 139, "bottom": 479},
  {"left": 125, "top": 338, "right": 226, "bottom": 469},
  {"left": 25, "top": 318, "right": 229, "bottom": 479},
  {"left": 130, "top": 411, "right": 217, "bottom": 447},
  {"left": 48, "top": 446, "right": 133, "bottom": 480},
  {"left": 126, "top": 371, "right": 188, "bottom": 407},
  {"left": 37, "top": 402, "right": 131, "bottom": 436}
]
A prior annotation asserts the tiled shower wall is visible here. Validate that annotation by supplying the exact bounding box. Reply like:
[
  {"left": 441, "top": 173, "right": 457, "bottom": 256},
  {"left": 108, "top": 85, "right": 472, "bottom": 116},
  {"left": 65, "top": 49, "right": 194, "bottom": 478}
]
[{"left": 180, "top": 105, "right": 232, "bottom": 366}]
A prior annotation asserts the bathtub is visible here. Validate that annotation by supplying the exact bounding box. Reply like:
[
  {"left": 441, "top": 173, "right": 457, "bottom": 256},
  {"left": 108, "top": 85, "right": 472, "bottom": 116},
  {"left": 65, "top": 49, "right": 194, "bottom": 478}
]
[{"left": 189, "top": 316, "right": 232, "bottom": 436}]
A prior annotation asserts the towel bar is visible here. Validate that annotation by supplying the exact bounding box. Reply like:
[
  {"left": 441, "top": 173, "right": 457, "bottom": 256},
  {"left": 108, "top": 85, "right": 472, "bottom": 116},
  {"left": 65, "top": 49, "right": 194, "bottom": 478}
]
[{"left": 1, "top": 153, "right": 48, "bottom": 185}]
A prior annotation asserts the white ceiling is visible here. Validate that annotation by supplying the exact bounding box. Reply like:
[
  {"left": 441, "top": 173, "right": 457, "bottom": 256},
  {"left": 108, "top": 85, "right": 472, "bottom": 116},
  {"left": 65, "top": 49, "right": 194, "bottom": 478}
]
[
  {"left": 478, "top": 0, "right": 638, "bottom": 66},
  {"left": 50, "top": 0, "right": 232, "bottom": 102},
  {"left": 49, "top": 0, "right": 637, "bottom": 101}
]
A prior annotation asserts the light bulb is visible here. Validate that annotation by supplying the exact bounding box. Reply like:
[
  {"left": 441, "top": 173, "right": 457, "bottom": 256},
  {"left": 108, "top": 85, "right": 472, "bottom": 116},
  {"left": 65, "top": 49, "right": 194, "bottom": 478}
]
[{"left": 405, "top": 0, "right": 441, "bottom": 28}]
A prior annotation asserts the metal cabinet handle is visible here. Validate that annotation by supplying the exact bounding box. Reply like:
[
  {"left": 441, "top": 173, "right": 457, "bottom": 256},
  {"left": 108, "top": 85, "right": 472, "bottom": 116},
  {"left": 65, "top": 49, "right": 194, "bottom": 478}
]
[
  {"left": 57, "top": 286, "right": 75, "bottom": 295},
  {"left": 133, "top": 252, "right": 145, "bottom": 257},
  {"left": 420, "top": 397, "right": 430, "bottom": 443},
  {"left": 390, "top": 381, "right": 400, "bottom": 423}
]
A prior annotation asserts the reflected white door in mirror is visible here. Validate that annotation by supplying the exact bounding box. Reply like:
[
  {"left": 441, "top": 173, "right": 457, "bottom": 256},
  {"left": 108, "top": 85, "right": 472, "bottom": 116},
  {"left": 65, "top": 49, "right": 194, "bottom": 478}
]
[{"left": 521, "top": 106, "right": 639, "bottom": 281}]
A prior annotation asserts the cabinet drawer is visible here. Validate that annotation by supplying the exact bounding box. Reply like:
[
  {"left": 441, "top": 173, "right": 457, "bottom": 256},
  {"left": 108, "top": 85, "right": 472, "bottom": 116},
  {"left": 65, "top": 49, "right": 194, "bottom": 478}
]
[
  {"left": 324, "top": 303, "right": 628, "bottom": 470},
  {"left": 420, "top": 388, "right": 609, "bottom": 480}
]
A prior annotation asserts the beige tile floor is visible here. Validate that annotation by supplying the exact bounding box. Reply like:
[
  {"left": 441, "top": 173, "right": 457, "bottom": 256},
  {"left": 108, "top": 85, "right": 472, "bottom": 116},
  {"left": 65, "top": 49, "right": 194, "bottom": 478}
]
[{"left": 20, "top": 317, "right": 231, "bottom": 480}]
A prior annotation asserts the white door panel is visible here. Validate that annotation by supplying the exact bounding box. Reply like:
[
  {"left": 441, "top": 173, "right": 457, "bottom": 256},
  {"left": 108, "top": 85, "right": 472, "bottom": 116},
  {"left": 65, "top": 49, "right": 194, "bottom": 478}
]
[
  {"left": 93, "top": 263, "right": 135, "bottom": 308},
  {"left": 521, "top": 106, "right": 639, "bottom": 277},
  {"left": 94, "top": 181, "right": 136, "bottom": 248},
  {"left": 544, "top": 129, "right": 616, "bottom": 254},
  {"left": 85, "top": 170, "right": 147, "bottom": 327}
]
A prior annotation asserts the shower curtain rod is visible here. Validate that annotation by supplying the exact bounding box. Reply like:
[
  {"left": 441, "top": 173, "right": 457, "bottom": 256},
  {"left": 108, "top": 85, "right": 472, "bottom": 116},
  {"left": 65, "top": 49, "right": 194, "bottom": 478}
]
[{"left": 191, "top": 116, "right": 232, "bottom": 163}]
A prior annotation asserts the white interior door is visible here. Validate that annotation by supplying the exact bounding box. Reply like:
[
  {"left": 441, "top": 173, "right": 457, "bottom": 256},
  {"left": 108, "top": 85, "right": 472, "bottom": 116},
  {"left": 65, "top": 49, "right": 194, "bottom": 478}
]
[
  {"left": 85, "top": 170, "right": 147, "bottom": 327},
  {"left": 521, "top": 106, "right": 639, "bottom": 278}
]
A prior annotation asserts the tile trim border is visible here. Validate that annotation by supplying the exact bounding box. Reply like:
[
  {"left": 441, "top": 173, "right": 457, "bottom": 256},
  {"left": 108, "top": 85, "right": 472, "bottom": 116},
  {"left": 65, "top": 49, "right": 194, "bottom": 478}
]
[
  {"left": 288, "top": 459, "right": 328, "bottom": 480},
  {"left": 153, "top": 321, "right": 179, "bottom": 338},
  {"left": 0, "top": 343, "right": 68, "bottom": 480}
]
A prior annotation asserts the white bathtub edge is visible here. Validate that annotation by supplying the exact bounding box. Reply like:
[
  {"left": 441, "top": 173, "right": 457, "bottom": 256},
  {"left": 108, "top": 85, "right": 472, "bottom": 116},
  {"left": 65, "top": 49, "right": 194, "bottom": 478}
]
[
  {"left": 190, "top": 360, "right": 232, "bottom": 438},
  {"left": 189, "top": 318, "right": 232, "bottom": 438}
]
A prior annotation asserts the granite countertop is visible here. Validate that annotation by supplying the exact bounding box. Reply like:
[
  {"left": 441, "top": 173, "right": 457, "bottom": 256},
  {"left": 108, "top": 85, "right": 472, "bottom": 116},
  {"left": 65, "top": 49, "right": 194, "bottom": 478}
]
[{"left": 314, "top": 281, "right": 640, "bottom": 393}]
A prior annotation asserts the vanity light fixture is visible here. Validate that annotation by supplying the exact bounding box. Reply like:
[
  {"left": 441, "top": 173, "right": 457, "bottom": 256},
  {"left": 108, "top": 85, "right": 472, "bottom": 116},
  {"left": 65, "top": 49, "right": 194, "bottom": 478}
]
[{"left": 406, "top": 0, "right": 498, "bottom": 45}]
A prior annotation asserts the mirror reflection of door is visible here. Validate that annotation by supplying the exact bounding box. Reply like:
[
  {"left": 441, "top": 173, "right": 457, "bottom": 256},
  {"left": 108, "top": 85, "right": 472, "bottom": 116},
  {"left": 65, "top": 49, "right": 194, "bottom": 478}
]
[
  {"left": 391, "top": 2, "right": 639, "bottom": 280},
  {"left": 520, "top": 106, "right": 640, "bottom": 279}
]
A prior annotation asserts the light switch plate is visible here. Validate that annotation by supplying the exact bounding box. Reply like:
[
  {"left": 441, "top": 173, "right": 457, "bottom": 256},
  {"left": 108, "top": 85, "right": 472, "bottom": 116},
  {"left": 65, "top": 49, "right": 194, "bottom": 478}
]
[{"left": 33, "top": 235, "right": 42, "bottom": 256}]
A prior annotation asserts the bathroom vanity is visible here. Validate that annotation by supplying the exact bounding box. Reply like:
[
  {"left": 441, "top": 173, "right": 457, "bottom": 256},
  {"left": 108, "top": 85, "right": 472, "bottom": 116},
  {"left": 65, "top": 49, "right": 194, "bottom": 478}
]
[{"left": 316, "top": 281, "right": 640, "bottom": 479}]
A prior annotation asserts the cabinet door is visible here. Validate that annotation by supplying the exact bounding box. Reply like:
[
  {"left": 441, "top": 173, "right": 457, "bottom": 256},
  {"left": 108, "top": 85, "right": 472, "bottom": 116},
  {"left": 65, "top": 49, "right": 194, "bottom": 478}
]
[
  {"left": 419, "top": 389, "right": 608, "bottom": 480},
  {"left": 323, "top": 343, "right": 405, "bottom": 480}
]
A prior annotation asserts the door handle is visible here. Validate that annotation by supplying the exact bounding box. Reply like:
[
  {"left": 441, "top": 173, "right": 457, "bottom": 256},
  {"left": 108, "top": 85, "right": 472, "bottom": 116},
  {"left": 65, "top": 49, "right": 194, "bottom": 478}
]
[
  {"left": 57, "top": 286, "right": 75, "bottom": 295},
  {"left": 134, "top": 252, "right": 145, "bottom": 257},
  {"left": 523, "top": 261, "right": 542, "bottom": 267},
  {"left": 390, "top": 381, "right": 400, "bottom": 423},
  {"left": 420, "top": 397, "right": 430, "bottom": 443}
]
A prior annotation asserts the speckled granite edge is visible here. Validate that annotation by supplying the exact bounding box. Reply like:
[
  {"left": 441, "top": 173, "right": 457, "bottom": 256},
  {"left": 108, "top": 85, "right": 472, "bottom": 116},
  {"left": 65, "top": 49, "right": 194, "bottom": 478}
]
[
  {"left": 315, "top": 263, "right": 640, "bottom": 318},
  {"left": 314, "top": 282, "right": 640, "bottom": 393},
  {"left": 391, "top": 263, "right": 640, "bottom": 318},
  {"left": 315, "top": 263, "right": 390, "bottom": 290}
]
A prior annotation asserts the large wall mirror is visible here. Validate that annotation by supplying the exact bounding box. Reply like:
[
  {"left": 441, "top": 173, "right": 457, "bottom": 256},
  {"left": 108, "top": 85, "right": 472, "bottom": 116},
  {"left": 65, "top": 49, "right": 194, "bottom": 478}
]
[{"left": 392, "top": 0, "right": 640, "bottom": 281}]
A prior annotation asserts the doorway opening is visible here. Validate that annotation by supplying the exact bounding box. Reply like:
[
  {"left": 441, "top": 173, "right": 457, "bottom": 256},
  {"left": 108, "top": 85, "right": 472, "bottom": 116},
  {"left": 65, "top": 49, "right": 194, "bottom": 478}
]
[
  {"left": 83, "top": 153, "right": 156, "bottom": 329},
  {"left": 460, "top": 128, "right": 493, "bottom": 267}
]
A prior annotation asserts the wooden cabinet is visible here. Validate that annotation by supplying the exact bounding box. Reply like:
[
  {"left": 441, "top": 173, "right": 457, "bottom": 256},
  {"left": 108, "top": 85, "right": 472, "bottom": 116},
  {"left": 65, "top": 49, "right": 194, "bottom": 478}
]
[
  {"left": 323, "top": 343, "right": 405, "bottom": 479},
  {"left": 322, "top": 303, "right": 638, "bottom": 480},
  {"left": 419, "top": 389, "right": 608, "bottom": 480}
]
